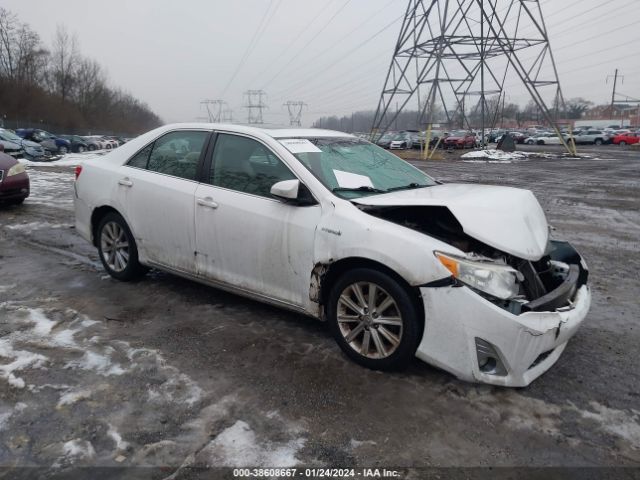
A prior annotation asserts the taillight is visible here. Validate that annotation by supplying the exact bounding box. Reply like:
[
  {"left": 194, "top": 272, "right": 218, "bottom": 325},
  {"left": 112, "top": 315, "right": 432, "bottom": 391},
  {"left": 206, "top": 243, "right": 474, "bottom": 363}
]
[{"left": 74, "top": 165, "right": 83, "bottom": 179}]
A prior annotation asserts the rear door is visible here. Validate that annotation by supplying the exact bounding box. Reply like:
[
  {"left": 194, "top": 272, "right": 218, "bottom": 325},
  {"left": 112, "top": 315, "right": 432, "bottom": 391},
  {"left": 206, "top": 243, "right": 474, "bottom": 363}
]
[{"left": 118, "top": 129, "right": 211, "bottom": 273}]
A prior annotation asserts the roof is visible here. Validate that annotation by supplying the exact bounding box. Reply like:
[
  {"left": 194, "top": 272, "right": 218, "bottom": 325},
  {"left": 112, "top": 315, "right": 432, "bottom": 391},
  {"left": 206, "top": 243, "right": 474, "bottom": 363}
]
[{"left": 159, "top": 123, "right": 353, "bottom": 139}]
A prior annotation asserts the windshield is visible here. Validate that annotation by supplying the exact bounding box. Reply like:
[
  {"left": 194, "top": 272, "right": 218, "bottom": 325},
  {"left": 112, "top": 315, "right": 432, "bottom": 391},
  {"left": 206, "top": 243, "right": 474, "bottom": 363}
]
[{"left": 286, "top": 137, "right": 436, "bottom": 199}]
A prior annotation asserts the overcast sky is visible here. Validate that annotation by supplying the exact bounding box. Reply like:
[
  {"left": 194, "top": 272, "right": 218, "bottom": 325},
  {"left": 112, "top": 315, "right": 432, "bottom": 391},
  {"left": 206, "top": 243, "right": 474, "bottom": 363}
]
[{"left": 4, "top": 0, "right": 639, "bottom": 127}]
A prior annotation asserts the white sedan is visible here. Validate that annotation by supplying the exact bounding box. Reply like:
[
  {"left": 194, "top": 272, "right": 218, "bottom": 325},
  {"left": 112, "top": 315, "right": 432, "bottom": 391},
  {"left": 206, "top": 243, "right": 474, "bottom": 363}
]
[{"left": 74, "top": 124, "right": 591, "bottom": 387}]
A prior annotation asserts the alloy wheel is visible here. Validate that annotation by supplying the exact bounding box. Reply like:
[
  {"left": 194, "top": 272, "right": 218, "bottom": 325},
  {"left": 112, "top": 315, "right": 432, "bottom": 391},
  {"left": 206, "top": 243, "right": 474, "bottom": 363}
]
[
  {"left": 100, "top": 221, "right": 130, "bottom": 273},
  {"left": 336, "top": 282, "right": 403, "bottom": 359}
]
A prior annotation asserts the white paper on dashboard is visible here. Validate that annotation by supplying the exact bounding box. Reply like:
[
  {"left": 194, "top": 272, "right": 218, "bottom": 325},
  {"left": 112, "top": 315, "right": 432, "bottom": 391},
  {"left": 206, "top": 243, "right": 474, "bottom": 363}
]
[
  {"left": 279, "top": 139, "right": 322, "bottom": 153},
  {"left": 333, "top": 170, "right": 374, "bottom": 188}
]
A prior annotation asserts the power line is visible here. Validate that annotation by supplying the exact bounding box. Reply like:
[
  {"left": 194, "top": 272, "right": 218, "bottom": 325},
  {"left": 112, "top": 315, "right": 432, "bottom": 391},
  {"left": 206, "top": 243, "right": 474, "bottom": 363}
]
[
  {"left": 261, "top": 0, "right": 354, "bottom": 90},
  {"left": 219, "top": 0, "right": 282, "bottom": 98}
]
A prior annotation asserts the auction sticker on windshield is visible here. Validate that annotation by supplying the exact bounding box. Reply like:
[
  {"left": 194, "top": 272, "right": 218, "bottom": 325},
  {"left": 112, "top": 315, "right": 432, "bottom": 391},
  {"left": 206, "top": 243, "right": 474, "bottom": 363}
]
[
  {"left": 279, "top": 138, "right": 322, "bottom": 153},
  {"left": 333, "top": 169, "right": 374, "bottom": 188}
]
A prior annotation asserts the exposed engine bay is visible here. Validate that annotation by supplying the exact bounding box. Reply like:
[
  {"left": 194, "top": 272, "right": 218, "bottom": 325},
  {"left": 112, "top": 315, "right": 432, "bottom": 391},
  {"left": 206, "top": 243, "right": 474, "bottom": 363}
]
[{"left": 358, "top": 204, "right": 589, "bottom": 313}]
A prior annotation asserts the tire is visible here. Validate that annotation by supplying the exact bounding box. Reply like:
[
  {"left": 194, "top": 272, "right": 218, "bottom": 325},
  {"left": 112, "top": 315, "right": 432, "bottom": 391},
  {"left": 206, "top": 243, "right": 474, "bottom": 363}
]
[
  {"left": 327, "top": 268, "right": 422, "bottom": 371},
  {"left": 97, "top": 212, "right": 147, "bottom": 281},
  {"left": 527, "top": 140, "right": 534, "bottom": 145},
  {"left": 59, "top": 146, "right": 68, "bottom": 154},
  {"left": 88, "top": 144, "right": 97, "bottom": 151},
  {"left": 619, "top": 141, "right": 626, "bottom": 146},
  {"left": 78, "top": 146, "right": 86, "bottom": 153},
  {"left": 537, "top": 140, "right": 545, "bottom": 145},
  {"left": 594, "top": 139, "right": 603, "bottom": 146},
  {"left": 8, "top": 198, "right": 25, "bottom": 205}
]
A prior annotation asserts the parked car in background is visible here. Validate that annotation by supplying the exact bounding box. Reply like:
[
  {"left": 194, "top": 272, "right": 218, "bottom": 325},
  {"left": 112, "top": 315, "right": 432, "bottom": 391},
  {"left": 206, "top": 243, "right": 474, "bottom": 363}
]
[
  {"left": 59, "top": 135, "right": 89, "bottom": 153},
  {"left": 16, "top": 128, "right": 71, "bottom": 154},
  {"left": 376, "top": 132, "right": 395, "bottom": 149},
  {"left": 524, "top": 133, "right": 573, "bottom": 146},
  {"left": 74, "top": 124, "right": 591, "bottom": 386},
  {"left": 612, "top": 132, "right": 640, "bottom": 146},
  {"left": 0, "top": 136, "right": 24, "bottom": 159},
  {"left": 84, "top": 136, "right": 110, "bottom": 150},
  {"left": 0, "top": 147, "right": 30, "bottom": 205},
  {"left": 390, "top": 131, "right": 420, "bottom": 150},
  {"left": 572, "top": 130, "right": 610, "bottom": 145},
  {"left": 100, "top": 136, "right": 119, "bottom": 149},
  {"left": 80, "top": 136, "right": 105, "bottom": 151},
  {"left": 444, "top": 130, "right": 477, "bottom": 149},
  {"left": 0, "top": 128, "right": 45, "bottom": 160}
]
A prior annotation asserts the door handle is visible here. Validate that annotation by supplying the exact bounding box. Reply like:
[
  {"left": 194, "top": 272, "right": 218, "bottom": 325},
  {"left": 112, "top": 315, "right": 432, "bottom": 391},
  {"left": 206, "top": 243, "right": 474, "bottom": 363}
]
[
  {"left": 118, "top": 178, "right": 133, "bottom": 187},
  {"left": 197, "top": 197, "right": 219, "bottom": 209}
]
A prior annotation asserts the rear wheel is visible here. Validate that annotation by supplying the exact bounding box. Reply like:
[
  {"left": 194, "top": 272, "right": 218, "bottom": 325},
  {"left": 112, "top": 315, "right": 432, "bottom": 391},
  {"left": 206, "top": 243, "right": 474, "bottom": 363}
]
[
  {"left": 78, "top": 145, "right": 86, "bottom": 153},
  {"left": 59, "top": 146, "right": 68, "bottom": 154},
  {"left": 97, "top": 212, "right": 147, "bottom": 281},
  {"left": 327, "top": 268, "right": 422, "bottom": 370},
  {"left": 88, "top": 144, "right": 97, "bottom": 151},
  {"left": 620, "top": 141, "right": 627, "bottom": 146},
  {"left": 594, "top": 139, "right": 603, "bottom": 145}
]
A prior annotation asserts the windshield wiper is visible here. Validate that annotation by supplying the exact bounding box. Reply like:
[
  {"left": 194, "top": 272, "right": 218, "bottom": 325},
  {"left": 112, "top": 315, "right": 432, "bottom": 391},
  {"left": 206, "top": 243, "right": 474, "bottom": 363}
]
[
  {"left": 332, "top": 186, "right": 388, "bottom": 194},
  {"left": 386, "top": 183, "right": 431, "bottom": 192}
]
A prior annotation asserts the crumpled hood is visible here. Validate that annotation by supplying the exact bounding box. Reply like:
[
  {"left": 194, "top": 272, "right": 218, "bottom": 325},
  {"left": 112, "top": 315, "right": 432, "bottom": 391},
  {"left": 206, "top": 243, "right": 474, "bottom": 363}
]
[{"left": 353, "top": 184, "right": 549, "bottom": 260}]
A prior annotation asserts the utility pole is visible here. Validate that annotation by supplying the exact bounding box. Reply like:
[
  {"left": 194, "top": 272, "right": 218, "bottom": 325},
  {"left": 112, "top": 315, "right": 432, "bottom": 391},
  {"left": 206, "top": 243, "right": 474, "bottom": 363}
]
[
  {"left": 607, "top": 69, "right": 623, "bottom": 120},
  {"left": 283, "top": 101, "right": 307, "bottom": 127},
  {"left": 371, "top": 0, "right": 577, "bottom": 155},
  {"left": 200, "top": 99, "right": 226, "bottom": 123},
  {"left": 244, "top": 90, "right": 268, "bottom": 124}
]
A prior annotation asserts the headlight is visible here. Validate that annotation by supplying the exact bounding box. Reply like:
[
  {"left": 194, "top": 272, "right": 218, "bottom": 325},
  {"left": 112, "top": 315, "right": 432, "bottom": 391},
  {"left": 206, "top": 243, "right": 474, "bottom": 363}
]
[
  {"left": 435, "top": 252, "right": 523, "bottom": 300},
  {"left": 7, "top": 163, "right": 26, "bottom": 177}
]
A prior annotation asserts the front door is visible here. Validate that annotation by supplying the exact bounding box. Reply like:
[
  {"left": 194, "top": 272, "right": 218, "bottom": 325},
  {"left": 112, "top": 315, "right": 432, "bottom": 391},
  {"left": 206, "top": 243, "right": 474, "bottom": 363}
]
[{"left": 194, "top": 132, "right": 321, "bottom": 307}]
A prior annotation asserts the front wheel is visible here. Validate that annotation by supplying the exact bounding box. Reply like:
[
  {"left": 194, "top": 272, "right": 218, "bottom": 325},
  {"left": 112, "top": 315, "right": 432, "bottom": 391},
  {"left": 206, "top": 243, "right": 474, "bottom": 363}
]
[
  {"left": 327, "top": 268, "right": 422, "bottom": 370},
  {"left": 594, "top": 139, "right": 603, "bottom": 146},
  {"left": 88, "top": 144, "right": 97, "bottom": 151},
  {"left": 58, "top": 146, "right": 68, "bottom": 154},
  {"left": 78, "top": 145, "right": 86, "bottom": 153},
  {"left": 97, "top": 212, "right": 147, "bottom": 281},
  {"left": 619, "top": 141, "right": 626, "bottom": 146}
]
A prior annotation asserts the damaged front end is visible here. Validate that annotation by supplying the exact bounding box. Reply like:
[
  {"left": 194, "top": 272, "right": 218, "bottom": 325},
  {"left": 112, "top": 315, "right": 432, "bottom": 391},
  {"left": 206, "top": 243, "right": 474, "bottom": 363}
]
[
  {"left": 357, "top": 204, "right": 591, "bottom": 387},
  {"left": 358, "top": 204, "right": 588, "bottom": 315}
]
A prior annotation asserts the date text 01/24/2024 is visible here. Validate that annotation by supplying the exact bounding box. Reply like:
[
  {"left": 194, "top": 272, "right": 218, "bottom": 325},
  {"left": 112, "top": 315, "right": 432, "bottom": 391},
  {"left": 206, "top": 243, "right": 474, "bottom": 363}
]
[{"left": 233, "top": 468, "right": 401, "bottom": 478}]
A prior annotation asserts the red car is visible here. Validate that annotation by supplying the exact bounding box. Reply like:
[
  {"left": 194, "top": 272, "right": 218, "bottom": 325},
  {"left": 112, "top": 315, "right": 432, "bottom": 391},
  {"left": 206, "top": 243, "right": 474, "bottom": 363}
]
[
  {"left": 0, "top": 149, "right": 30, "bottom": 205},
  {"left": 612, "top": 133, "right": 640, "bottom": 146},
  {"left": 444, "top": 130, "right": 477, "bottom": 149}
]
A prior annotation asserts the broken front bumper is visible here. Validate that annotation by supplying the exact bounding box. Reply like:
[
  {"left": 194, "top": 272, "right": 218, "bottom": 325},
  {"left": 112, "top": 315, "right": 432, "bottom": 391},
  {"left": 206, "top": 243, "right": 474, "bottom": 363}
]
[{"left": 415, "top": 280, "right": 591, "bottom": 387}]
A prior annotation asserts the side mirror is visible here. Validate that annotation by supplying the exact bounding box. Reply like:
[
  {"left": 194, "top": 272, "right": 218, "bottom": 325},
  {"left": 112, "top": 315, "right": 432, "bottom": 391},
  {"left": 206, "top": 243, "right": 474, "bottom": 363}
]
[
  {"left": 270, "top": 179, "right": 299, "bottom": 200},
  {"left": 270, "top": 179, "right": 317, "bottom": 206}
]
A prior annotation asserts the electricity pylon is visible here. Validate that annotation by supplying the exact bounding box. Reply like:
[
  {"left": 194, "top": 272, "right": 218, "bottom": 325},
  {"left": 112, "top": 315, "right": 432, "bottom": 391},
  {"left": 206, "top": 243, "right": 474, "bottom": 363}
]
[
  {"left": 244, "top": 90, "right": 268, "bottom": 124},
  {"left": 283, "top": 101, "right": 307, "bottom": 127},
  {"left": 200, "top": 99, "right": 226, "bottom": 123},
  {"left": 371, "top": 0, "right": 576, "bottom": 154},
  {"left": 222, "top": 108, "right": 234, "bottom": 123}
]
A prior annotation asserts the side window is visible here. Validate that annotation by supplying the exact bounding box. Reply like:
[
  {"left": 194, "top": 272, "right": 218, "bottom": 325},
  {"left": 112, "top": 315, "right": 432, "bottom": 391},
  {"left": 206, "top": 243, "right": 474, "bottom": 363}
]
[
  {"left": 146, "top": 131, "right": 208, "bottom": 181},
  {"left": 127, "top": 144, "right": 152, "bottom": 169},
  {"left": 210, "top": 134, "right": 296, "bottom": 197}
]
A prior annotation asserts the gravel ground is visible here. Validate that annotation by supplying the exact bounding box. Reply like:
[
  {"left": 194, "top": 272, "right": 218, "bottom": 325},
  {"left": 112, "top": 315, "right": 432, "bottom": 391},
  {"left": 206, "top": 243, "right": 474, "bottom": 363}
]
[{"left": 0, "top": 144, "right": 639, "bottom": 478}]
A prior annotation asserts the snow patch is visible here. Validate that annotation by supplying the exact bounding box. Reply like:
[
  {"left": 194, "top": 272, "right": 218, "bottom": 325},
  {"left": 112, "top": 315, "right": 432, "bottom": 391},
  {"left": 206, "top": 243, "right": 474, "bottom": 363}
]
[
  {"left": 574, "top": 402, "right": 640, "bottom": 449},
  {"left": 0, "top": 402, "right": 27, "bottom": 431},
  {"left": 107, "top": 423, "right": 130, "bottom": 452},
  {"left": 0, "top": 338, "right": 48, "bottom": 389},
  {"left": 5, "top": 222, "right": 72, "bottom": 232},
  {"left": 20, "top": 151, "right": 105, "bottom": 168},
  {"left": 53, "top": 439, "right": 96, "bottom": 467},
  {"left": 58, "top": 388, "right": 93, "bottom": 407},
  {"left": 65, "top": 350, "right": 125, "bottom": 376},
  {"left": 202, "top": 420, "right": 305, "bottom": 467},
  {"left": 461, "top": 149, "right": 528, "bottom": 162}
]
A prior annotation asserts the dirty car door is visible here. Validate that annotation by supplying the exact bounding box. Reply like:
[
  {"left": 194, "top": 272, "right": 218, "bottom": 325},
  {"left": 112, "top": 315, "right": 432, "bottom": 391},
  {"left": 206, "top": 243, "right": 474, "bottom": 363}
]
[
  {"left": 119, "top": 130, "right": 210, "bottom": 273},
  {"left": 194, "top": 132, "right": 321, "bottom": 307}
]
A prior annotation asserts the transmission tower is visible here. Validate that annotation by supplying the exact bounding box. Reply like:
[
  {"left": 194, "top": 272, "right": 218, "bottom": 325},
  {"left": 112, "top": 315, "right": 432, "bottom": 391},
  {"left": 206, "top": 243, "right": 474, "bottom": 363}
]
[
  {"left": 371, "top": 0, "right": 576, "bottom": 154},
  {"left": 200, "top": 99, "right": 226, "bottom": 123},
  {"left": 222, "top": 108, "right": 234, "bottom": 123},
  {"left": 244, "top": 90, "right": 268, "bottom": 124},
  {"left": 283, "top": 101, "right": 307, "bottom": 127}
]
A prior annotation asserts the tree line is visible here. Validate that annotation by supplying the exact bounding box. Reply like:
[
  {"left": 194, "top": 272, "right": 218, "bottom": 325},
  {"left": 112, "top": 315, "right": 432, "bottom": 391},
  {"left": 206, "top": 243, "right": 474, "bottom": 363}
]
[
  {"left": 0, "top": 7, "right": 161, "bottom": 135},
  {"left": 313, "top": 97, "right": 595, "bottom": 133}
]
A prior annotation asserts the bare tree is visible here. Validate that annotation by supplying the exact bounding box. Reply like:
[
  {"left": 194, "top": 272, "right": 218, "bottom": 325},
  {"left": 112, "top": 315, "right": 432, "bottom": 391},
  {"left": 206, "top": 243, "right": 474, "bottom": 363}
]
[{"left": 50, "top": 24, "right": 79, "bottom": 103}]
